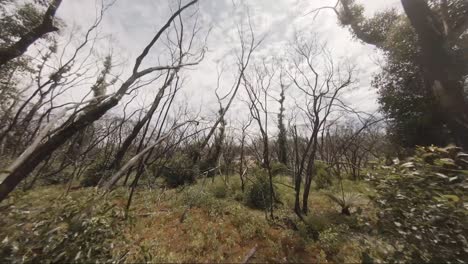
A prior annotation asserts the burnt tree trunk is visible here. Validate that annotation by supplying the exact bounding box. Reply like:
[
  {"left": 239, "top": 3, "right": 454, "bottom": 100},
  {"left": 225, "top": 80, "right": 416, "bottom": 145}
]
[{"left": 302, "top": 134, "right": 319, "bottom": 215}]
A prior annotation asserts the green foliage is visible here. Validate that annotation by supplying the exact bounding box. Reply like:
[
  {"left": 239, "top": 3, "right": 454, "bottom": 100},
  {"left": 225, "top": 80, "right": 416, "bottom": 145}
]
[
  {"left": 4, "top": 144, "right": 466, "bottom": 263},
  {"left": 228, "top": 204, "right": 268, "bottom": 240},
  {"left": 374, "top": 55, "right": 448, "bottom": 147},
  {"left": 339, "top": 0, "right": 466, "bottom": 148},
  {"left": 277, "top": 86, "right": 288, "bottom": 165},
  {"left": 298, "top": 214, "right": 331, "bottom": 241},
  {"left": 233, "top": 190, "right": 244, "bottom": 202},
  {"left": 245, "top": 177, "right": 270, "bottom": 210},
  {"left": 180, "top": 187, "right": 228, "bottom": 217},
  {"left": 318, "top": 224, "right": 351, "bottom": 255},
  {"left": 313, "top": 161, "right": 332, "bottom": 190},
  {"left": 371, "top": 146, "right": 468, "bottom": 263},
  {"left": 0, "top": 188, "right": 124, "bottom": 263},
  {"left": 209, "top": 181, "right": 229, "bottom": 199},
  {"left": 161, "top": 154, "right": 195, "bottom": 187},
  {"left": 324, "top": 192, "right": 361, "bottom": 215},
  {"left": 81, "top": 161, "right": 107, "bottom": 187},
  {"left": 245, "top": 172, "right": 279, "bottom": 210},
  {"left": 270, "top": 162, "right": 289, "bottom": 176},
  {"left": 330, "top": 179, "right": 376, "bottom": 198}
]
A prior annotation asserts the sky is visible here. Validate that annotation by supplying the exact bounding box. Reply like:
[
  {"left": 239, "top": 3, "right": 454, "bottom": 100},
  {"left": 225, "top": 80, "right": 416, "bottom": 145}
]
[{"left": 54, "top": 0, "right": 402, "bottom": 127}]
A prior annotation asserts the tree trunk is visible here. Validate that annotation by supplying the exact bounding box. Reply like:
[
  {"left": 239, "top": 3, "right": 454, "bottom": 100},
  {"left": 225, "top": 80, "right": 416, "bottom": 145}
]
[
  {"left": 292, "top": 126, "right": 302, "bottom": 216},
  {"left": 401, "top": 0, "right": 468, "bottom": 150},
  {"left": 108, "top": 74, "right": 174, "bottom": 171},
  {"left": 302, "top": 136, "right": 319, "bottom": 215},
  {"left": 239, "top": 135, "right": 246, "bottom": 192},
  {"left": 0, "top": 97, "right": 119, "bottom": 202},
  {"left": 0, "top": 0, "right": 62, "bottom": 67}
]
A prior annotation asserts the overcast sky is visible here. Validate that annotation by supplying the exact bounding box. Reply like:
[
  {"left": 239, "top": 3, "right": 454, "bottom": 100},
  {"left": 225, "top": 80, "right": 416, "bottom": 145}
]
[{"left": 54, "top": 0, "right": 402, "bottom": 125}]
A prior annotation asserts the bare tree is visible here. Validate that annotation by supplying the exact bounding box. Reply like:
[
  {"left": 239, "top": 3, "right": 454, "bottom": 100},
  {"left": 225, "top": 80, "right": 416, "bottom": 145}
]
[
  {"left": 190, "top": 12, "right": 262, "bottom": 176},
  {"left": 0, "top": 0, "right": 202, "bottom": 202},
  {"left": 238, "top": 117, "right": 253, "bottom": 192},
  {"left": 287, "top": 34, "right": 354, "bottom": 215},
  {"left": 243, "top": 60, "right": 277, "bottom": 218}
]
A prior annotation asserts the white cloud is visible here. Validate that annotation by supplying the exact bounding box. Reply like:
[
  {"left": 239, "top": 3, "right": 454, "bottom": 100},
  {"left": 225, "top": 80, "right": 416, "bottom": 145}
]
[{"left": 53, "top": 0, "right": 402, "bottom": 122}]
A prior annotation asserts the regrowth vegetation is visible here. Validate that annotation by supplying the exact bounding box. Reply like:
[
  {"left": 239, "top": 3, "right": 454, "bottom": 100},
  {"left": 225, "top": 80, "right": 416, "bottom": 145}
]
[{"left": 0, "top": 0, "right": 467, "bottom": 263}]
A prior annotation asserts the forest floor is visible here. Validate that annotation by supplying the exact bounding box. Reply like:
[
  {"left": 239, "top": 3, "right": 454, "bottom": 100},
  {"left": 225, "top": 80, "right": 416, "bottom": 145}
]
[
  {"left": 1, "top": 146, "right": 467, "bottom": 263},
  {"left": 0, "top": 176, "right": 394, "bottom": 263}
]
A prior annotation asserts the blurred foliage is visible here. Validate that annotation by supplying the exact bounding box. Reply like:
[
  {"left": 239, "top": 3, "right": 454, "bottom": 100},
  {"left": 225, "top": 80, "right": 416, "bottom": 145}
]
[
  {"left": 339, "top": 0, "right": 467, "bottom": 148},
  {"left": 81, "top": 161, "right": 107, "bottom": 187},
  {"left": 270, "top": 162, "right": 289, "bottom": 177},
  {"left": 209, "top": 180, "right": 229, "bottom": 199},
  {"left": 0, "top": 187, "right": 125, "bottom": 263},
  {"left": 371, "top": 145, "right": 468, "bottom": 263}
]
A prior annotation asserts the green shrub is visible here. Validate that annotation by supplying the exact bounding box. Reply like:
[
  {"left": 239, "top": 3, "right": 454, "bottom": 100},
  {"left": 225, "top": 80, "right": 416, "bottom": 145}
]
[
  {"left": 160, "top": 155, "right": 195, "bottom": 187},
  {"left": 227, "top": 177, "right": 243, "bottom": 194},
  {"left": 371, "top": 145, "right": 468, "bottom": 263},
  {"left": 180, "top": 187, "right": 228, "bottom": 216},
  {"left": 233, "top": 190, "right": 244, "bottom": 202},
  {"left": 81, "top": 161, "right": 107, "bottom": 187},
  {"left": 209, "top": 181, "right": 229, "bottom": 198},
  {"left": 298, "top": 214, "right": 331, "bottom": 240},
  {"left": 313, "top": 161, "right": 332, "bottom": 190},
  {"left": 319, "top": 225, "right": 350, "bottom": 254},
  {"left": 270, "top": 162, "right": 289, "bottom": 176},
  {"left": 245, "top": 172, "right": 280, "bottom": 210},
  {"left": 229, "top": 205, "right": 267, "bottom": 239}
]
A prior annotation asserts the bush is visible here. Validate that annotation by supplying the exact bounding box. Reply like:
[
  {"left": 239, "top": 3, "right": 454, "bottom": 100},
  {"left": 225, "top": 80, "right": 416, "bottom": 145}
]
[
  {"left": 270, "top": 162, "right": 289, "bottom": 176},
  {"left": 180, "top": 187, "right": 229, "bottom": 217},
  {"left": 160, "top": 155, "right": 195, "bottom": 187},
  {"left": 162, "top": 167, "right": 194, "bottom": 187},
  {"left": 313, "top": 161, "right": 332, "bottom": 190},
  {"left": 81, "top": 161, "right": 107, "bottom": 187},
  {"left": 298, "top": 214, "right": 331, "bottom": 240},
  {"left": 371, "top": 145, "right": 468, "bottom": 263},
  {"left": 233, "top": 190, "right": 244, "bottom": 202},
  {"left": 319, "top": 225, "right": 350, "bottom": 255},
  {"left": 325, "top": 192, "right": 361, "bottom": 215},
  {"left": 209, "top": 181, "right": 229, "bottom": 198},
  {"left": 246, "top": 176, "right": 270, "bottom": 210},
  {"left": 245, "top": 172, "right": 280, "bottom": 210}
]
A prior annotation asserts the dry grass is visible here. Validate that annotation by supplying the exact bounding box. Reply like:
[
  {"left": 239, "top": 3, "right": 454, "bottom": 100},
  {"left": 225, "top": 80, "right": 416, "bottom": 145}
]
[
  {"left": 111, "top": 184, "right": 321, "bottom": 263},
  {"left": 1, "top": 176, "right": 387, "bottom": 263}
]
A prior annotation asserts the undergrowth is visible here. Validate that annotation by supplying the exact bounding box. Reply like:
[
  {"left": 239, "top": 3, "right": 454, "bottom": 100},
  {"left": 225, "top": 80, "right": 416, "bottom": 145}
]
[{"left": 0, "top": 168, "right": 419, "bottom": 263}]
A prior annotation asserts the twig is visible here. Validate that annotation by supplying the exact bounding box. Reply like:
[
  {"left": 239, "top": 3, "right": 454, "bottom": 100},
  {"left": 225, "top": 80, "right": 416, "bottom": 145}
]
[
  {"left": 136, "top": 210, "right": 170, "bottom": 217},
  {"left": 242, "top": 245, "right": 258, "bottom": 264}
]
